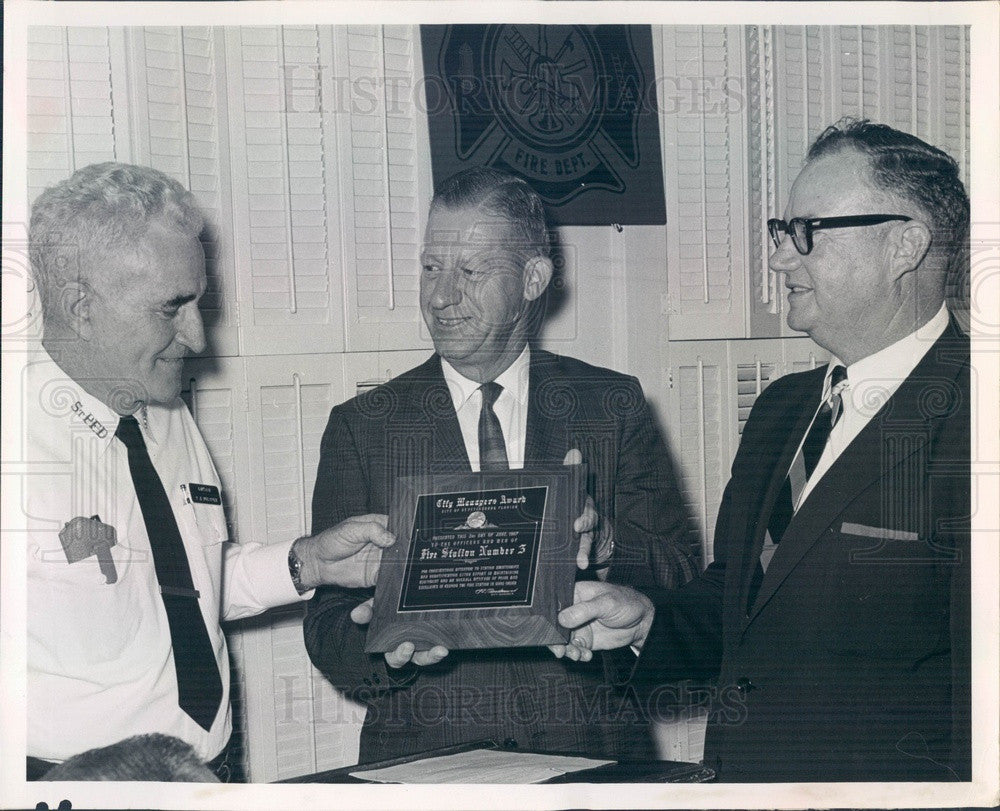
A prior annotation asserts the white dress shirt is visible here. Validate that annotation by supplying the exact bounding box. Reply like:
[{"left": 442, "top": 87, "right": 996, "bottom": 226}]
[
  {"left": 440, "top": 345, "right": 531, "bottom": 471},
  {"left": 798, "top": 303, "right": 950, "bottom": 507},
  {"left": 26, "top": 348, "right": 306, "bottom": 763}
]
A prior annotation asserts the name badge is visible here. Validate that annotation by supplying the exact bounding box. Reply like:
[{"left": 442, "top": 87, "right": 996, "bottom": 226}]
[{"left": 189, "top": 483, "right": 222, "bottom": 505}]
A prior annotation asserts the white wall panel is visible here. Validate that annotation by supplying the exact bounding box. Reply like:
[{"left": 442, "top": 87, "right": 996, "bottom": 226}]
[
  {"left": 666, "top": 337, "right": 832, "bottom": 563},
  {"left": 226, "top": 26, "right": 345, "bottom": 357},
  {"left": 129, "top": 26, "right": 239, "bottom": 356},
  {"left": 26, "top": 26, "right": 121, "bottom": 202},
  {"left": 333, "top": 25, "right": 432, "bottom": 351},
  {"left": 662, "top": 26, "right": 748, "bottom": 341},
  {"left": 342, "top": 348, "right": 434, "bottom": 396},
  {"left": 179, "top": 358, "right": 253, "bottom": 778},
  {"left": 666, "top": 341, "right": 731, "bottom": 564},
  {"left": 240, "top": 354, "right": 367, "bottom": 781}
]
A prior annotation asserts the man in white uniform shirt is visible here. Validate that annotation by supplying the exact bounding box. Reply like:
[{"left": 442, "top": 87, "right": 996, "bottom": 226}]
[
  {"left": 555, "top": 120, "right": 972, "bottom": 781},
  {"left": 25, "top": 162, "right": 394, "bottom": 780}
]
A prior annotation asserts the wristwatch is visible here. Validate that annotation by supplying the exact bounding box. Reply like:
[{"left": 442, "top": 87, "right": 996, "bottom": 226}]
[{"left": 288, "top": 541, "right": 307, "bottom": 595}]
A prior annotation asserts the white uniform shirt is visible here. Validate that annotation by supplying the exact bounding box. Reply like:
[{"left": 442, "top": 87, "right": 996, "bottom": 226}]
[
  {"left": 26, "top": 348, "right": 306, "bottom": 763},
  {"left": 440, "top": 345, "right": 531, "bottom": 471},
  {"left": 798, "top": 303, "right": 950, "bottom": 506}
]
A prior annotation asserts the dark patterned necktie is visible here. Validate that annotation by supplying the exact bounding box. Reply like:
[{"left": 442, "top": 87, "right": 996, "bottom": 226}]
[
  {"left": 477, "top": 381, "right": 509, "bottom": 472},
  {"left": 766, "top": 364, "right": 848, "bottom": 548},
  {"left": 749, "top": 366, "right": 849, "bottom": 609},
  {"left": 115, "top": 415, "right": 223, "bottom": 731}
]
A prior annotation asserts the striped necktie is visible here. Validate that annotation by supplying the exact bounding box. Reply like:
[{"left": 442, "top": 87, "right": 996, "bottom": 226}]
[
  {"left": 751, "top": 365, "right": 849, "bottom": 604},
  {"left": 115, "top": 415, "right": 223, "bottom": 731},
  {"left": 477, "top": 381, "right": 509, "bottom": 471}
]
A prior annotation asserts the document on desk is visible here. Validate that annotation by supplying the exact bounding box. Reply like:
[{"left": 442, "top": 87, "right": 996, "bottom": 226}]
[{"left": 349, "top": 749, "right": 615, "bottom": 784}]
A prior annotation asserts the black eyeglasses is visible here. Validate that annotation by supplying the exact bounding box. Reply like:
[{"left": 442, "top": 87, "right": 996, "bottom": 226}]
[{"left": 767, "top": 214, "right": 912, "bottom": 255}]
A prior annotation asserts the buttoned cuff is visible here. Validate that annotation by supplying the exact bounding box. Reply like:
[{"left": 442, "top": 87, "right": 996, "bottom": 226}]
[
  {"left": 605, "top": 645, "right": 641, "bottom": 687},
  {"left": 246, "top": 539, "right": 313, "bottom": 607}
]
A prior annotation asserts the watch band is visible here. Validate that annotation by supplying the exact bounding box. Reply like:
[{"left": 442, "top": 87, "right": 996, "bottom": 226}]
[{"left": 288, "top": 541, "right": 307, "bottom": 595}]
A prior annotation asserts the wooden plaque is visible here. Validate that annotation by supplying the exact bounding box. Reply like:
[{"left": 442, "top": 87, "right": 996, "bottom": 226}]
[{"left": 364, "top": 466, "right": 585, "bottom": 652}]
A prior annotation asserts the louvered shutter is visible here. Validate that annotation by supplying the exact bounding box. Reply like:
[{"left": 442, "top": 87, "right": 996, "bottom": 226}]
[
  {"left": 663, "top": 26, "right": 748, "bottom": 340},
  {"left": 25, "top": 27, "right": 123, "bottom": 344},
  {"left": 858, "top": 27, "right": 882, "bottom": 121},
  {"left": 745, "top": 26, "right": 782, "bottom": 338},
  {"left": 334, "top": 25, "right": 431, "bottom": 351},
  {"left": 782, "top": 338, "right": 831, "bottom": 377},
  {"left": 26, "top": 26, "right": 122, "bottom": 202},
  {"left": 240, "top": 355, "right": 365, "bottom": 781},
  {"left": 128, "top": 26, "right": 238, "bottom": 356},
  {"left": 180, "top": 358, "right": 249, "bottom": 539},
  {"left": 911, "top": 29, "right": 932, "bottom": 141},
  {"left": 226, "top": 26, "right": 344, "bottom": 356},
  {"left": 731, "top": 346, "right": 779, "bottom": 438},
  {"left": 728, "top": 336, "right": 828, "bottom": 432},
  {"left": 923, "top": 26, "right": 970, "bottom": 329},
  {"left": 932, "top": 26, "right": 969, "bottom": 178},
  {"left": 665, "top": 338, "right": 830, "bottom": 566},
  {"left": 179, "top": 358, "right": 252, "bottom": 780},
  {"left": 342, "top": 349, "right": 433, "bottom": 395},
  {"left": 667, "top": 342, "right": 731, "bottom": 564},
  {"left": 818, "top": 25, "right": 888, "bottom": 128},
  {"left": 880, "top": 26, "right": 920, "bottom": 134},
  {"left": 829, "top": 26, "right": 865, "bottom": 119},
  {"left": 755, "top": 25, "right": 841, "bottom": 338},
  {"left": 772, "top": 27, "right": 828, "bottom": 218}
]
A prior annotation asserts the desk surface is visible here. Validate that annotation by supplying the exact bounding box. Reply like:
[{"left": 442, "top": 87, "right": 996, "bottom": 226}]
[{"left": 278, "top": 741, "right": 715, "bottom": 784}]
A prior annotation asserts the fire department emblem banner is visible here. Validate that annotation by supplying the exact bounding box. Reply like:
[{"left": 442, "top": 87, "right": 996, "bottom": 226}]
[{"left": 420, "top": 25, "right": 666, "bottom": 226}]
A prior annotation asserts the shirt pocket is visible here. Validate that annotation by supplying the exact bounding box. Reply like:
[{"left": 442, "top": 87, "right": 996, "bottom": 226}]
[
  {"left": 28, "top": 530, "right": 139, "bottom": 666},
  {"left": 179, "top": 483, "right": 228, "bottom": 546}
]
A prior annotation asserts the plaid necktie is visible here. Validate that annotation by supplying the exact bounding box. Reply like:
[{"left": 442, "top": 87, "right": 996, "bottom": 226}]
[
  {"left": 115, "top": 415, "right": 223, "bottom": 731},
  {"left": 477, "top": 381, "right": 509, "bottom": 472},
  {"left": 751, "top": 365, "right": 849, "bottom": 605}
]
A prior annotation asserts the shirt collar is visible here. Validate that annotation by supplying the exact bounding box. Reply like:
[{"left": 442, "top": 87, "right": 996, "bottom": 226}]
[
  {"left": 824, "top": 303, "right": 950, "bottom": 409},
  {"left": 440, "top": 344, "right": 532, "bottom": 410},
  {"left": 34, "top": 345, "right": 162, "bottom": 452}
]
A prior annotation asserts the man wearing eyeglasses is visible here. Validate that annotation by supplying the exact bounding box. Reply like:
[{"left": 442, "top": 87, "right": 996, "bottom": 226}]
[{"left": 553, "top": 119, "right": 971, "bottom": 782}]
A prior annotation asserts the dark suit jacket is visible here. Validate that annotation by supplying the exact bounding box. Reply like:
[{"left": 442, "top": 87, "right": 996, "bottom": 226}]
[
  {"left": 631, "top": 320, "right": 971, "bottom": 781},
  {"left": 303, "top": 348, "right": 696, "bottom": 762}
]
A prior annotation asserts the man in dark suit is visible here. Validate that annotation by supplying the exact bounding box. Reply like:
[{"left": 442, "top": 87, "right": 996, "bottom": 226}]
[
  {"left": 303, "top": 167, "right": 696, "bottom": 762},
  {"left": 556, "top": 120, "right": 971, "bottom": 782}
]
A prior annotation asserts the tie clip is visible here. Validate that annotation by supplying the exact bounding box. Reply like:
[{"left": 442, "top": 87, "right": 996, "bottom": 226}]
[{"left": 160, "top": 585, "right": 201, "bottom": 599}]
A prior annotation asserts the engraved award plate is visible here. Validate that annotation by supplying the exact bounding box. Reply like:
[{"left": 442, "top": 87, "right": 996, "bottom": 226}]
[{"left": 364, "top": 466, "right": 585, "bottom": 652}]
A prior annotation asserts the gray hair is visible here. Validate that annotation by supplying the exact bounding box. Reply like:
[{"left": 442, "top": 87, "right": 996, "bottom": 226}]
[
  {"left": 44, "top": 733, "right": 218, "bottom": 782},
  {"left": 807, "top": 118, "right": 969, "bottom": 280},
  {"left": 431, "top": 166, "right": 550, "bottom": 260},
  {"left": 29, "top": 162, "right": 203, "bottom": 322}
]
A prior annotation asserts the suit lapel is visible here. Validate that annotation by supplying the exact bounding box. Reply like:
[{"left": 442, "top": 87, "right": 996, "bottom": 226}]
[
  {"left": 525, "top": 349, "right": 569, "bottom": 466},
  {"left": 745, "top": 320, "right": 969, "bottom": 622},
  {"left": 736, "top": 371, "right": 823, "bottom": 619},
  {"left": 401, "top": 354, "right": 471, "bottom": 473}
]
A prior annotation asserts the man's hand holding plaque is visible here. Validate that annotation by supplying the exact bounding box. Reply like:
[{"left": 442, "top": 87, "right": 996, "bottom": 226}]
[
  {"left": 548, "top": 581, "right": 656, "bottom": 662},
  {"left": 353, "top": 450, "right": 601, "bottom": 666}
]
